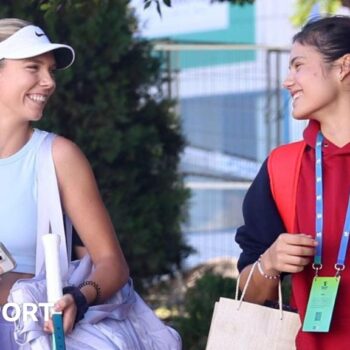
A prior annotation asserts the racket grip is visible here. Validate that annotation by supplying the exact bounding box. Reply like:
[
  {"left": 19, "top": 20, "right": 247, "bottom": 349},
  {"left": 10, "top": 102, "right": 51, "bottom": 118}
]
[{"left": 42, "top": 234, "right": 63, "bottom": 303}]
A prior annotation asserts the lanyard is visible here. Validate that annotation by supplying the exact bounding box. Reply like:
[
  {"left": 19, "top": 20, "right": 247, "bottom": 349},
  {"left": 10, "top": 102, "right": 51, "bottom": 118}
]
[{"left": 314, "top": 132, "right": 350, "bottom": 275}]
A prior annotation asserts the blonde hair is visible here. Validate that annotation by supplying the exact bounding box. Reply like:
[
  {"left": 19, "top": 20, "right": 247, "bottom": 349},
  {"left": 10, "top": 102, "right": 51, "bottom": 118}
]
[
  {"left": 0, "top": 18, "right": 31, "bottom": 42},
  {"left": 0, "top": 18, "right": 32, "bottom": 68}
]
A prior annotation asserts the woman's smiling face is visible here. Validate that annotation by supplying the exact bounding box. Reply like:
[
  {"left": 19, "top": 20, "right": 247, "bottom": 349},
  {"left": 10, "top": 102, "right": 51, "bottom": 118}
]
[
  {"left": 283, "top": 42, "right": 341, "bottom": 121},
  {"left": 0, "top": 52, "right": 56, "bottom": 123}
]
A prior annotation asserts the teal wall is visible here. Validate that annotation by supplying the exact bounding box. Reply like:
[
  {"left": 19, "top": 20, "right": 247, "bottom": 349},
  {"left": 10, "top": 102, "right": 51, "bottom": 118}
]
[
  {"left": 160, "top": 4, "right": 256, "bottom": 69},
  {"left": 172, "top": 5, "right": 255, "bottom": 44}
]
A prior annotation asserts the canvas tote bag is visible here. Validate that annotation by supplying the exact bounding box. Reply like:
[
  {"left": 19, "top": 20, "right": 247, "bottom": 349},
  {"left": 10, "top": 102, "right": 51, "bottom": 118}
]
[{"left": 206, "top": 262, "right": 301, "bottom": 350}]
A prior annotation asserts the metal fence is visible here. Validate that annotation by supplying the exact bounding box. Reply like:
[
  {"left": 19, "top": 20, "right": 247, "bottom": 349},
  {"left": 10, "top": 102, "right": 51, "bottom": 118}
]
[{"left": 153, "top": 42, "right": 307, "bottom": 269}]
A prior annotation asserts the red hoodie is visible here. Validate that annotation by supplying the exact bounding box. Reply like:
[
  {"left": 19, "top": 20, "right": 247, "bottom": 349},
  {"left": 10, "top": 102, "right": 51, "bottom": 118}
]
[{"left": 293, "top": 120, "right": 350, "bottom": 349}]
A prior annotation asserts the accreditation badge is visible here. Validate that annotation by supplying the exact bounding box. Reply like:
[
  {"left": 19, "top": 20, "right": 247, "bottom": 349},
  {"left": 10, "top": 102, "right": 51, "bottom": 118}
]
[{"left": 302, "top": 276, "right": 340, "bottom": 332}]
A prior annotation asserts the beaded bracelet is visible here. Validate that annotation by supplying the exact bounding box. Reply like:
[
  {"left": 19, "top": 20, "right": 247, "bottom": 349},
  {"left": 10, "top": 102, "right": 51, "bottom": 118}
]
[
  {"left": 78, "top": 280, "right": 102, "bottom": 304},
  {"left": 257, "top": 256, "right": 280, "bottom": 280}
]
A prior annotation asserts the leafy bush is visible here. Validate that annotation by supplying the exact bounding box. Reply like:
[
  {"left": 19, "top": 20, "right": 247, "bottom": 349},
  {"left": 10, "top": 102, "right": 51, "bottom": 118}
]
[{"left": 0, "top": 0, "right": 192, "bottom": 289}]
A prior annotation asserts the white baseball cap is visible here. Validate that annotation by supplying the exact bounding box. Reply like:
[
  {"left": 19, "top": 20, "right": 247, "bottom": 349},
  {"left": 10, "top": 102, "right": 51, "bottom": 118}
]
[{"left": 0, "top": 25, "right": 75, "bottom": 69}]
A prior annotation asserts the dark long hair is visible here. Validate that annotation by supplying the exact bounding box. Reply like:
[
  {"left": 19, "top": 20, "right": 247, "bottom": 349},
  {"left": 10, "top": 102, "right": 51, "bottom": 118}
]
[{"left": 293, "top": 16, "right": 350, "bottom": 62}]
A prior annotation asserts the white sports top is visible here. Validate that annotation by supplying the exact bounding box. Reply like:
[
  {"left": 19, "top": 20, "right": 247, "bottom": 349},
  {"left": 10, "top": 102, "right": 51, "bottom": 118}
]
[{"left": 0, "top": 129, "right": 48, "bottom": 273}]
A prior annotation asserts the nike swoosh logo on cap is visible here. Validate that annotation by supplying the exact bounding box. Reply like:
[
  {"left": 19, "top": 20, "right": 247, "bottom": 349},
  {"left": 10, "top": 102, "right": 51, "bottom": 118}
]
[{"left": 35, "top": 31, "right": 45, "bottom": 37}]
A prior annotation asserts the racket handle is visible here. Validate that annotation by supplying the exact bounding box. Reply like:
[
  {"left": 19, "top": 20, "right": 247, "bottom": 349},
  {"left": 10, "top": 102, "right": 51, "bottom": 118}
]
[
  {"left": 42, "top": 234, "right": 63, "bottom": 303},
  {"left": 52, "top": 313, "right": 66, "bottom": 350}
]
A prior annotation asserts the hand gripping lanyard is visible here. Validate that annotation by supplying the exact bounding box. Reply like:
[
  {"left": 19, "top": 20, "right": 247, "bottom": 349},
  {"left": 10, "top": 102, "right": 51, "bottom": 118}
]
[{"left": 314, "top": 132, "right": 350, "bottom": 276}]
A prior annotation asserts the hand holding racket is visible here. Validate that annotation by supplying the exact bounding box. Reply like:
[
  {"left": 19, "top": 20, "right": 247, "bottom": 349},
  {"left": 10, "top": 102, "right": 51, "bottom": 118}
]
[{"left": 42, "top": 233, "right": 66, "bottom": 350}]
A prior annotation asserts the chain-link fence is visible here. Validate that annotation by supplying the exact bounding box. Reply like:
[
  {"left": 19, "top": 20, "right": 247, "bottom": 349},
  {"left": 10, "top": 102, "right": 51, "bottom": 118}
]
[{"left": 153, "top": 42, "right": 307, "bottom": 268}]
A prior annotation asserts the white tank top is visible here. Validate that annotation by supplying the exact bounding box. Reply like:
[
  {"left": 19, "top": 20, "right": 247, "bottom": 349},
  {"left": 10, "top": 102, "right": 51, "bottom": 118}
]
[{"left": 0, "top": 129, "right": 49, "bottom": 273}]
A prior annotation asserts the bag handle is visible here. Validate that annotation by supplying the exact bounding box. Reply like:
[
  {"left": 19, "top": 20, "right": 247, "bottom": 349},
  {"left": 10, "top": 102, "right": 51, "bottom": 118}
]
[
  {"left": 36, "top": 133, "right": 71, "bottom": 278},
  {"left": 235, "top": 261, "right": 284, "bottom": 319}
]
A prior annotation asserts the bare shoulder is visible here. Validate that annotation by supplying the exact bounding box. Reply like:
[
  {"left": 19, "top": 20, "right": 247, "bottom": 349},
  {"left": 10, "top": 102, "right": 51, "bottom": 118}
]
[
  {"left": 51, "top": 135, "right": 85, "bottom": 164},
  {"left": 50, "top": 135, "right": 93, "bottom": 183},
  {"left": 49, "top": 133, "right": 102, "bottom": 216}
]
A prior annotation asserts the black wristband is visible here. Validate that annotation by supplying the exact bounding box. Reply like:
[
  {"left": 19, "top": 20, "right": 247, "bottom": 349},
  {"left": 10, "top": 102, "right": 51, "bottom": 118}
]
[{"left": 63, "top": 286, "right": 89, "bottom": 325}]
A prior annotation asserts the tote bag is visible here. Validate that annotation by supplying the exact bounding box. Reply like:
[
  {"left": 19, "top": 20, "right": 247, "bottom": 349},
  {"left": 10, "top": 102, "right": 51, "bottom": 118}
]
[{"left": 206, "top": 262, "right": 301, "bottom": 350}]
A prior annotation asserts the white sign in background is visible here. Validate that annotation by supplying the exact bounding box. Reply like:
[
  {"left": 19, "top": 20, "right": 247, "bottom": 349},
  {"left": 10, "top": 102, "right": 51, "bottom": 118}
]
[{"left": 131, "top": 0, "right": 229, "bottom": 38}]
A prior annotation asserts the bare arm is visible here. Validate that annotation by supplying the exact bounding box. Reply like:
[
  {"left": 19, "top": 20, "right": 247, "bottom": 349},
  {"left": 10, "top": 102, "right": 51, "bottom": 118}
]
[
  {"left": 52, "top": 136, "right": 129, "bottom": 303},
  {"left": 239, "top": 263, "right": 278, "bottom": 304}
]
